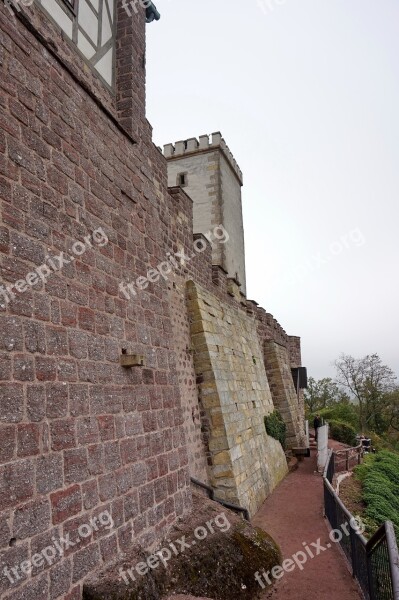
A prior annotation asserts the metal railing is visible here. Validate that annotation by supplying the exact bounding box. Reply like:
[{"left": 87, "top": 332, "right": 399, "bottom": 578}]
[
  {"left": 323, "top": 449, "right": 399, "bottom": 600},
  {"left": 333, "top": 443, "right": 364, "bottom": 473}
]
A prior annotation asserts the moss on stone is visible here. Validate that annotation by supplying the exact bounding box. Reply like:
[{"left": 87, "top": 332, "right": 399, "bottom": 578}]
[{"left": 84, "top": 519, "right": 281, "bottom": 600}]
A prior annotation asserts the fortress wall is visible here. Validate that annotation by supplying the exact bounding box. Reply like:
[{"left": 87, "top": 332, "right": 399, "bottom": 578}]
[
  {"left": 186, "top": 281, "right": 288, "bottom": 516},
  {"left": 263, "top": 341, "right": 306, "bottom": 449},
  {"left": 0, "top": 3, "right": 305, "bottom": 594},
  {"left": 0, "top": 6, "right": 192, "bottom": 598},
  {"left": 163, "top": 186, "right": 306, "bottom": 499}
]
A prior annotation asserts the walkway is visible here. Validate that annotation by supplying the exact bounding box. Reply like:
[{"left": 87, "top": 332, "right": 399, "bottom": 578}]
[{"left": 253, "top": 446, "right": 362, "bottom": 600}]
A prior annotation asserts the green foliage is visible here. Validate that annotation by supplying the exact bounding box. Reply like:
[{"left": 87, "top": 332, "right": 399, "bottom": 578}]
[
  {"left": 380, "top": 388, "right": 399, "bottom": 435},
  {"left": 366, "top": 432, "right": 399, "bottom": 453},
  {"left": 265, "top": 411, "right": 287, "bottom": 450},
  {"left": 335, "top": 353, "right": 397, "bottom": 433},
  {"left": 354, "top": 451, "right": 399, "bottom": 537},
  {"left": 328, "top": 420, "right": 357, "bottom": 446},
  {"left": 304, "top": 377, "right": 350, "bottom": 416},
  {"left": 317, "top": 402, "right": 359, "bottom": 429}
]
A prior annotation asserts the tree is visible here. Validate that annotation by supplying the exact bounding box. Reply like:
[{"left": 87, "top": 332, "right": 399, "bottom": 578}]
[
  {"left": 304, "top": 376, "right": 349, "bottom": 415},
  {"left": 334, "top": 354, "right": 397, "bottom": 433},
  {"left": 382, "top": 388, "right": 399, "bottom": 433}
]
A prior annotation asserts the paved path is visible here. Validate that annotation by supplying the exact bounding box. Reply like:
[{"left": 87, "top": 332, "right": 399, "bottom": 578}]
[{"left": 253, "top": 447, "right": 362, "bottom": 600}]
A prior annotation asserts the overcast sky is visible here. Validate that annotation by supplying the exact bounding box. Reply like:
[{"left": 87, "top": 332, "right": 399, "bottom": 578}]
[{"left": 146, "top": 0, "right": 399, "bottom": 381}]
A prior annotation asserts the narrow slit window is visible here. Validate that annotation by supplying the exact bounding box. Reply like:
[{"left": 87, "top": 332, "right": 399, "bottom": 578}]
[{"left": 178, "top": 173, "right": 188, "bottom": 187}]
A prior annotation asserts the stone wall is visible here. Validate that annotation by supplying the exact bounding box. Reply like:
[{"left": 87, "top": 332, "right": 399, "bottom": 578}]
[
  {"left": 288, "top": 336, "right": 306, "bottom": 432},
  {"left": 0, "top": 5, "right": 192, "bottom": 599},
  {"left": 168, "top": 279, "right": 208, "bottom": 483},
  {"left": 165, "top": 133, "right": 247, "bottom": 294},
  {"left": 219, "top": 152, "right": 247, "bottom": 294},
  {"left": 187, "top": 281, "right": 288, "bottom": 517},
  {"left": 252, "top": 307, "right": 306, "bottom": 449},
  {"left": 0, "top": 3, "right": 306, "bottom": 597},
  {"left": 163, "top": 186, "right": 306, "bottom": 495},
  {"left": 166, "top": 149, "right": 221, "bottom": 243},
  {"left": 264, "top": 342, "right": 306, "bottom": 449}
]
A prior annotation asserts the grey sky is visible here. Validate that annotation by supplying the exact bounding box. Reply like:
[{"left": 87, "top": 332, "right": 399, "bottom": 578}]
[{"left": 146, "top": 0, "right": 399, "bottom": 381}]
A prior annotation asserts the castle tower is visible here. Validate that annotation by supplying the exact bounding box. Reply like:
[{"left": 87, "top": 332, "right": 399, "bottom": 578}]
[{"left": 164, "top": 133, "right": 247, "bottom": 295}]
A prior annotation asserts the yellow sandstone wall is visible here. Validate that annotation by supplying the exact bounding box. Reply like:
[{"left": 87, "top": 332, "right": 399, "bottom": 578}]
[
  {"left": 187, "top": 281, "right": 288, "bottom": 517},
  {"left": 264, "top": 341, "right": 307, "bottom": 449}
]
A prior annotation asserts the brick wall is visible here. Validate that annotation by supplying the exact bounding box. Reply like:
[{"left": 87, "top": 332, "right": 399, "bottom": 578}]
[
  {"left": 0, "top": 4, "right": 191, "bottom": 599},
  {"left": 253, "top": 307, "right": 307, "bottom": 449},
  {"left": 0, "top": 2, "right": 306, "bottom": 596}
]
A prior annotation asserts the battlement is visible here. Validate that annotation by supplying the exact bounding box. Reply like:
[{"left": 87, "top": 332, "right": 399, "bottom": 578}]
[{"left": 164, "top": 132, "right": 243, "bottom": 185}]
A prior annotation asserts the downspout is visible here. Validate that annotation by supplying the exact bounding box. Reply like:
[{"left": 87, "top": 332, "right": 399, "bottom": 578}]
[
  {"left": 190, "top": 477, "right": 250, "bottom": 521},
  {"left": 146, "top": 2, "right": 161, "bottom": 22}
]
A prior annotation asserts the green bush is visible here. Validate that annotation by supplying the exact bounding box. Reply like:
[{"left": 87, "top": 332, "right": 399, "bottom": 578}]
[
  {"left": 354, "top": 451, "right": 399, "bottom": 538},
  {"left": 265, "top": 411, "right": 287, "bottom": 450},
  {"left": 328, "top": 420, "right": 357, "bottom": 446}
]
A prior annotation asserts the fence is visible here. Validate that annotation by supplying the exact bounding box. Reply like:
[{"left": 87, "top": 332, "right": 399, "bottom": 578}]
[
  {"left": 323, "top": 449, "right": 399, "bottom": 600},
  {"left": 334, "top": 444, "right": 364, "bottom": 473}
]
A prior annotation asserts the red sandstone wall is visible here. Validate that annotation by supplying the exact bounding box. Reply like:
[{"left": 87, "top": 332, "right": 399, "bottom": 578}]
[
  {"left": 0, "top": 3, "right": 305, "bottom": 597},
  {"left": 0, "top": 5, "right": 191, "bottom": 599}
]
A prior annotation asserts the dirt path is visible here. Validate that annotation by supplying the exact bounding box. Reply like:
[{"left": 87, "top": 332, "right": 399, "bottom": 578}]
[{"left": 252, "top": 446, "right": 362, "bottom": 600}]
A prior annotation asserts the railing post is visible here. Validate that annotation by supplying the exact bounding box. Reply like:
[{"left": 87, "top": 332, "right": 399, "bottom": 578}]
[
  {"left": 349, "top": 526, "right": 358, "bottom": 579},
  {"left": 386, "top": 521, "right": 399, "bottom": 599},
  {"left": 366, "top": 551, "right": 375, "bottom": 600}
]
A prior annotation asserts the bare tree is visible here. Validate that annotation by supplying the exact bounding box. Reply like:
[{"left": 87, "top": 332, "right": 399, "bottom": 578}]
[
  {"left": 334, "top": 353, "right": 397, "bottom": 432},
  {"left": 304, "top": 377, "right": 349, "bottom": 415}
]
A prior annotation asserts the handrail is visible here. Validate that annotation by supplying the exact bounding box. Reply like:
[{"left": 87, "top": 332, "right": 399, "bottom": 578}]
[
  {"left": 333, "top": 443, "right": 364, "bottom": 472},
  {"left": 334, "top": 442, "right": 363, "bottom": 455},
  {"left": 385, "top": 521, "right": 399, "bottom": 599},
  {"left": 367, "top": 522, "right": 390, "bottom": 550},
  {"left": 323, "top": 448, "right": 334, "bottom": 479},
  {"left": 323, "top": 449, "right": 399, "bottom": 600}
]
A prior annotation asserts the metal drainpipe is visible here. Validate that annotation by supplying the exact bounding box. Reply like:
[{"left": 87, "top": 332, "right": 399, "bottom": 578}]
[
  {"left": 146, "top": 2, "right": 161, "bottom": 22},
  {"left": 190, "top": 477, "right": 250, "bottom": 521}
]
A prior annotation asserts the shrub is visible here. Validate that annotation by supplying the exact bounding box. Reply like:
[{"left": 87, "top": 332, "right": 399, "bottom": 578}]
[
  {"left": 354, "top": 450, "right": 399, "bottom": 539},
  {"left": 328, "top": 420, "right": 357, "bottom": 446},
  {"left": 265, "top": 411, "right": 287, "bottom": 449}
]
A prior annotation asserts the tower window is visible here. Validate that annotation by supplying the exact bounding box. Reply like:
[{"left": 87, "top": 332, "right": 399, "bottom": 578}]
[{"left": 177, "top": 173, "right": 188, "bottom": 187}]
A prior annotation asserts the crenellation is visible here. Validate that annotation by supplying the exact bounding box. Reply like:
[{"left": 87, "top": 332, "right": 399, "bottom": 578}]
[
  {"left": 163, "top": 143, "right": 175, "bottom": 158},
  {"left": 187, "top": 137, "right": 199, "bottom": 152},
  {"left": 163, "top": 132, "right": 243, "bottom": 185},
  {"left": 174, "top": 140, "right": 186, "bottom": 156},
  {"left": 199, "top": 134, "right": 210, "bottom": 149}
]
